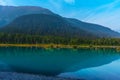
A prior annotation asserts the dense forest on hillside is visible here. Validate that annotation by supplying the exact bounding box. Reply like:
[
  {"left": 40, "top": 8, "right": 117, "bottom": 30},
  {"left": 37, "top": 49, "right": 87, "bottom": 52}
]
[
  {"left": 1, "top": 14, "right": 120, "bottom": 38},
  {"left": 0, "top": 6, "right": 120, "bottom": 47},
  {"left": 0, "top": 33, "right": 120, "bottom": 46}
]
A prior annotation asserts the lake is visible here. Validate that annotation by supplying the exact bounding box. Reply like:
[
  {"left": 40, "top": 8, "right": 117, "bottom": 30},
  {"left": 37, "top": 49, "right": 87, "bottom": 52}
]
[{"left": 0, "top": 47, "right": 120, "bottom": 80}]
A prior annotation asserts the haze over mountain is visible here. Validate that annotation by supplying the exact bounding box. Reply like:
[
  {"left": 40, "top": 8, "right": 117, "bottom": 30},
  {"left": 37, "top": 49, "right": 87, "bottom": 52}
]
[
  {"left": 0, "top": 5, "right": 120, "bottom": 38},
  {"left": 0, "top": 5, "right": 54, "bottom": 27},
  {"left": 1, "top": 14, "right": 97, "bottom": 38},
  {"left": 0, "top": 0, "right": 120, "bottom": 32}
]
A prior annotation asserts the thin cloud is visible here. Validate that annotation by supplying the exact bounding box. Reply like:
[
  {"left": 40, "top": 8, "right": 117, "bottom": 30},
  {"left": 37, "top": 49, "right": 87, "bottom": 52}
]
[
  {"left": 0, "top": 0, "right": 15, "bottom": 6},
  {"left": 83, "top": 0, "right": 120, "bottom": 31},
  {"left": 0, "top": 0, "right": 7, "bottom": 5},
  {"left": 48, "top": 0, "right": 62, "bottom": 11},
  {"left": 64, "top": 0, "right": 75, "bottom": 4}
]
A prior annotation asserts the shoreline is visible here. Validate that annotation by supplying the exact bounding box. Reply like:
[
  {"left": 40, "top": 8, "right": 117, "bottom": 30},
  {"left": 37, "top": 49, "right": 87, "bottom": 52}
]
[
  {"left": 0, "top": 44, "right": 120, "bottom": 49},
  {"left": 0, "top": 72, "right": 80, "bottom": 80}
]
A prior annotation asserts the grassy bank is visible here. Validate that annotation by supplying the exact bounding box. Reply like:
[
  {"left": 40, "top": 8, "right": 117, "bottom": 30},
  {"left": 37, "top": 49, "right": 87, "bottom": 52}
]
[{"left": 0, "top": 44, "right": 120, "bottom": 49}]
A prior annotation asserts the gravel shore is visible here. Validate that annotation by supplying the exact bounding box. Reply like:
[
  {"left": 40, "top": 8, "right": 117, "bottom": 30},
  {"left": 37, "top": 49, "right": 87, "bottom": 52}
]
[{"left": 0, "top": 72, "right": 81, "bottom": 80}]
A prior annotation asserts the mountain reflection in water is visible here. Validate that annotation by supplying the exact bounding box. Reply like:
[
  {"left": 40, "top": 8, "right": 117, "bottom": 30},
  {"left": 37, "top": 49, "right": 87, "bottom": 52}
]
[
  {"left": 0, "top": 47, "right": 119, "bottom": 77},
  {"left": 59, "top": 59, "right": 120, "bottom": 80}
]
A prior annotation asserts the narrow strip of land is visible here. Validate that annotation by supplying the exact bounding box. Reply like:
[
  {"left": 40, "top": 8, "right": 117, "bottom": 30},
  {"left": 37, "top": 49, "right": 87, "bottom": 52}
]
[{"left": 0, "top": 44, "right": 120, "bottom": 49}]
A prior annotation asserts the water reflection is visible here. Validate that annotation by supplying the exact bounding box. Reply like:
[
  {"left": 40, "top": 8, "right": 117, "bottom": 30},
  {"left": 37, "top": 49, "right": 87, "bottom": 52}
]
[
  {"left": 59, "top": 59, "right": 120, "bottom": 80},
  {"left": 0, "top": 61, "right": 12, "bottom": 72},
  {"left": 0, "top": 47, "right": 120, "bottom": 76}
]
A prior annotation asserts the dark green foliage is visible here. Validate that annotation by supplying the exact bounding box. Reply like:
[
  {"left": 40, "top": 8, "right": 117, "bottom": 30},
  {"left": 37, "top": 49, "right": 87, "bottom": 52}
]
[
  {"left": 0, "top": 10, "right": 120, "bottom": 45},
  {"left": 0, "top": 33, "right": 120, "bottom": 46}
]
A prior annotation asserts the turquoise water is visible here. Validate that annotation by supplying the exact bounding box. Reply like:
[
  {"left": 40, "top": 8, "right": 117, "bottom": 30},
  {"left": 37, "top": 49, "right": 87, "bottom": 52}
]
[{"left": 0, "top": 47, "right": 120, "bottom": 80}]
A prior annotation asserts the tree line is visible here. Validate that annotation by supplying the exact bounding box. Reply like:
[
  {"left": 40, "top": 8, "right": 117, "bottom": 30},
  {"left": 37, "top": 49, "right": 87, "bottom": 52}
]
[{"left": 0, "top": 33, "right": 120, "bottom": 46}]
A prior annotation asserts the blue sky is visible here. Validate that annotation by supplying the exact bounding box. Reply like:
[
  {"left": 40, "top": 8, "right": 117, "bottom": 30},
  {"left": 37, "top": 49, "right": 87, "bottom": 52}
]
[{"left": 0, "top": 0, "right": 120, "bottom": 32}]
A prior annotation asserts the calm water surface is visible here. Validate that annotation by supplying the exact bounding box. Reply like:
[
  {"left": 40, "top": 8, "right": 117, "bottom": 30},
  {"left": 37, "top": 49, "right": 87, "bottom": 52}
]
[{"left": 0, "top": 47, "right": 120, "bottom": 80}]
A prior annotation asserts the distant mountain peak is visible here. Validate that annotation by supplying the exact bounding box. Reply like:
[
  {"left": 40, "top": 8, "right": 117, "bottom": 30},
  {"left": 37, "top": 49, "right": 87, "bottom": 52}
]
[{"left": 0, "top": 5, "right": 54, "bottom": 27}]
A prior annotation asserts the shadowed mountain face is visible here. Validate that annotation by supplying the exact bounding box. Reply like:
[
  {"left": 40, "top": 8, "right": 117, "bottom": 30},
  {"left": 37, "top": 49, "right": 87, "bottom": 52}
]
[
  {"left": 1, "top": 14, "right": 120, "bottom": 38},
  {"left": 0, "top": 5, "right": 54, "bottom": 27},
  {"left": 0, "top": 5, "right": 120, "bottom": 38},
  {"left": 67, "top": 18, "right": 120, "bottom": 38},
  {"left": 1, "top": 14, "right": 97, "bottom": 38}
]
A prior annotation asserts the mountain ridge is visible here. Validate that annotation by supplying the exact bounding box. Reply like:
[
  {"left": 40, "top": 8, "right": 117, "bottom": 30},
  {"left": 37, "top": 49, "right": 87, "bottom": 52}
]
[
  {"left": 0, "top": 5, "right": 120, "bottom": 38},
  {"left": 1, "top": 13, "right": 120, "bottom": 38},
  {"left": 0, "top": 5, "right": 54, "bottom": 27},
  {"left": 1, "top": 14, "right": 97, "bottom": 38}
]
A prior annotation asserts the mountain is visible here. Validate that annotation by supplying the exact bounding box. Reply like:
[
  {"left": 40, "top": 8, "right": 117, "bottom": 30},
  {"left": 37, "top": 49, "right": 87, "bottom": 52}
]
[
  {"left": 67, "top": 18, "right": 120, "bottom": 37},
  {"left": 0, "top": 5, "right": 120, "bottom": 38},
  {"left": 1, "top": 13, "right": 120, "bottom": 38},
  {"left": 1, "top": 14, "right": 96, "bottom": 38},
  {"left": 0, "top": 5, "right": 54, "bottom": 27}
]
